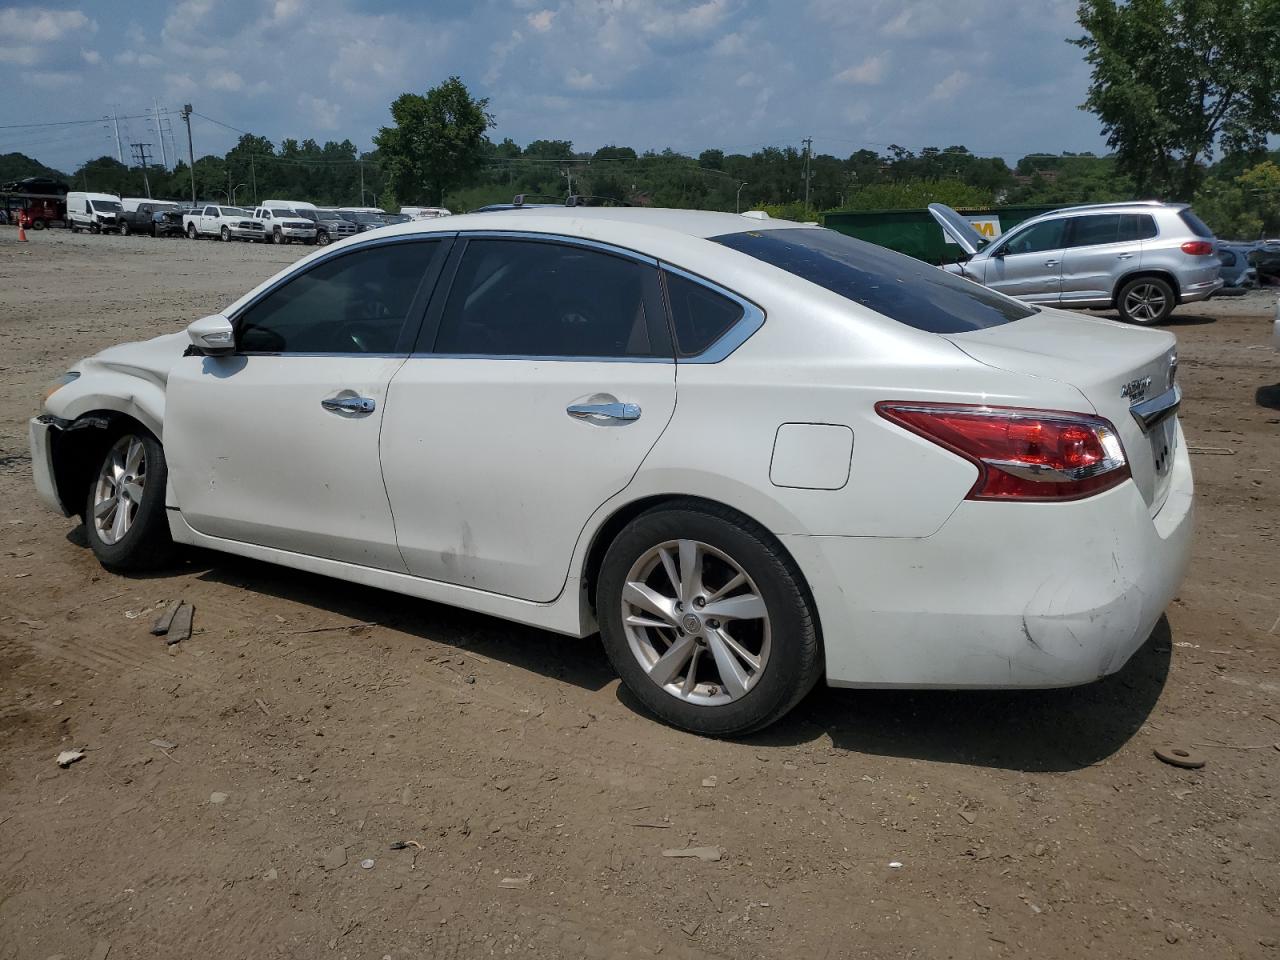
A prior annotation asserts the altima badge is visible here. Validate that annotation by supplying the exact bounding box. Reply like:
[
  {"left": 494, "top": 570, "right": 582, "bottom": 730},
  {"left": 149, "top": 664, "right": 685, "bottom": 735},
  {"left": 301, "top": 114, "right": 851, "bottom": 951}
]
[{"left": 1121, "top": 376, "right": 1152, "bottom": 404}]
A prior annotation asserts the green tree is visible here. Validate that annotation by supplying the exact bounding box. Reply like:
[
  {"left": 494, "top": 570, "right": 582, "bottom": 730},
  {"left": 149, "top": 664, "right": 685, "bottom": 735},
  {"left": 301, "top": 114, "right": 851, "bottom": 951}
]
[
  {"left": 374, "top": 76, "right": 493, "bottom": 205},
  {"left": 1073, "top": 0, "right": 1280, "bottom": 199}
]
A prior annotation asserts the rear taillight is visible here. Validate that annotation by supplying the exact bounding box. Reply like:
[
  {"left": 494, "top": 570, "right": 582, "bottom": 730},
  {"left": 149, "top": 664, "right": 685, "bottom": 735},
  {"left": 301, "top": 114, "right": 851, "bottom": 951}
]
[
  {"left": 1180, "top": 240, "right": 1214, "bottom": 256},
  {"left": 876, "top": 402, "right": 1130, "bottom": 501}
]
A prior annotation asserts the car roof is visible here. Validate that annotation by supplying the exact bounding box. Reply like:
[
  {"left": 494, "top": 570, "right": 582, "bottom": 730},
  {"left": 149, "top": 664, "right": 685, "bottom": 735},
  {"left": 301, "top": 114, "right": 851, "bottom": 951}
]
[{"left": 375, "top": 206, "right": 810, "bottom": 242}]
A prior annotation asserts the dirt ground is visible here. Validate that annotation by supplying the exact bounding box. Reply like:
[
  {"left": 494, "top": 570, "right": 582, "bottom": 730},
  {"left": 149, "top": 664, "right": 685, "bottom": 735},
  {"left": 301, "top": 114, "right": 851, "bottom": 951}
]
[{"left": 1, "top": 228, "right": 1277, "bottom": 960}]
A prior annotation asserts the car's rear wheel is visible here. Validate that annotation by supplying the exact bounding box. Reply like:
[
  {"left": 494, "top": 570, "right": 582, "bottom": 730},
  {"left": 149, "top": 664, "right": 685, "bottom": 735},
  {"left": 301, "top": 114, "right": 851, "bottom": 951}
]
[
  {"left": 187, "top": 223, "right": 198, "bottom": 239},
  {"left": 84, "top": 430, "right": 174, "bottom": 571},
  {"left": 32, "top": 219, "right": 45, "bottom": 230},
  {"left": 1118, "top": 276, "right": 1176, "bottom": 325},
  {"left": 597, "top": 503, "right": 822, "bottom": 736}
]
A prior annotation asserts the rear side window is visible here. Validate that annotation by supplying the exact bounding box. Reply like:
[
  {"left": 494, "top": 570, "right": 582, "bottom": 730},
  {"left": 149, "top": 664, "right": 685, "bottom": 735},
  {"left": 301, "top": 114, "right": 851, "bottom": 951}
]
[
  {"left": 712, "top": 228, "right": 1034, "bottom": 334},
  {"left": 237, "top": 241, "right": 437, "bottom": 353},
  {"left": 433, "top": 239, "right": 668, "bottom": 359},
  {"left": 1179, "top": 209, "right": 1214, "bottom": 238},
  {"left": 1119, "top": 214, "right": 1158, "bottom": 241},
  {"left": 1068, "top": 214, "right": 1123, "bottom": 247},
  {"left": 663, "top": 270, "right": 744, "bottom": 356}
]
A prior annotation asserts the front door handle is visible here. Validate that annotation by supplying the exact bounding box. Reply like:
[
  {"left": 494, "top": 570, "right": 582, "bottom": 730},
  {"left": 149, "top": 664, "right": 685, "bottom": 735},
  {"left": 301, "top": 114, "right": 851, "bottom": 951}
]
[
  {"left": 1117, "top": 253, "right": 1135, "bottom": 260},
  {"left": 1044, "top": 259, "right": 1061, "bottom": 267},
  {"left": 566, "top": 401, "right": 641, "bottom": 423},
  {"left": 321, "top": 396, "right": 376, "bottom": 414}
]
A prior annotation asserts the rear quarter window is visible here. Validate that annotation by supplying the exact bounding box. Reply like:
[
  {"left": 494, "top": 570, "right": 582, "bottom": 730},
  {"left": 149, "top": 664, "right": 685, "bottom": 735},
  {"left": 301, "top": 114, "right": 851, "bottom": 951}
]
[
  {"left": 712, "top": 228, "right": 1034, "bottom": 334},
  {"left": 1178, "top": 209, "right": 1215, "bottom": 238}
]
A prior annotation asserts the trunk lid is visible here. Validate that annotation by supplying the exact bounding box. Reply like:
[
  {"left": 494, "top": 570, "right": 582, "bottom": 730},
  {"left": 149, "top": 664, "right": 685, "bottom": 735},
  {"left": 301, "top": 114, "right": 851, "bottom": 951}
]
[{"left": 946, "top": 308, "right": 1180, "bottom": 516}]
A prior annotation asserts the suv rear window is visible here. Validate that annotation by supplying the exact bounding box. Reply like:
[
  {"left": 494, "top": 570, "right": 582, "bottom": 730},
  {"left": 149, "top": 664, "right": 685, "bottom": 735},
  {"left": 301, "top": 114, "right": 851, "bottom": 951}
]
[
  {"left": 1178, "top": 209, "right": 1214, "bottom": 238},
  {"left": 712, "top": 228, "right": 1034, "bottom": 334}
]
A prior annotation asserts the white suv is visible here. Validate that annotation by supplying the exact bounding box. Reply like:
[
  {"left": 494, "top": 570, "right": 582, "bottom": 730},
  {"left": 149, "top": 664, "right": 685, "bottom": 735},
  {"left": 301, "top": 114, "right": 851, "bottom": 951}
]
[{"left": 933, "top": 201, "right": 1223, "bottom": 325}]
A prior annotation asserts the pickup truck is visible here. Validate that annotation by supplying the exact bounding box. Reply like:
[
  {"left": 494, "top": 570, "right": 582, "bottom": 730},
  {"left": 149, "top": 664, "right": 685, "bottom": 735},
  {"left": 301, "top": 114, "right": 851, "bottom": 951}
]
[
  {"left": 183, "top": 204, "right": 265, "bottom": 242},
  {"left": 252, "top": 206, "right": 318, "bottom": 245},
  {"left": 118, "top": 200, "right": 180, "bottom": 237}
]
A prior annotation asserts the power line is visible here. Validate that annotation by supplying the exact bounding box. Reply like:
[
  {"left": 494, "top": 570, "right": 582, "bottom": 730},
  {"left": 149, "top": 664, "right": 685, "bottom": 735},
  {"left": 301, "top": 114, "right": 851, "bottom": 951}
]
[{"left": 0, "top": 113, "right": 160, "bottom": 131}]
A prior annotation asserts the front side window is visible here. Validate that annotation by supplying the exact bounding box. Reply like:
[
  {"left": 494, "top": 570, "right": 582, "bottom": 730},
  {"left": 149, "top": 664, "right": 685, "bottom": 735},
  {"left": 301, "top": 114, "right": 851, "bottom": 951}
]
[
  {"left": 432, "top": 239, "right": 668, "bottom": 358},
  {"left": 712, "top": 227, "right": 1033, "bottom": 334},
  {"left": 1000, "top": 219, "right": 1068, "bottom": 256},
  {"left": 236, "top": 241, "right": 438, "bottom": 354}
]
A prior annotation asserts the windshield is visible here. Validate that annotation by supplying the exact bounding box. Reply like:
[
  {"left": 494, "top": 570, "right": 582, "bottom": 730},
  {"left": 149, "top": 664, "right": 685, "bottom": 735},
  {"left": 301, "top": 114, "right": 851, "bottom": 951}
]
[
  {"left": 90, "top": 200, "right": 122, "bottom": 212},
  {"left": 292, "top": 209, "right": 318, "bottom": 221},
  {"left": 222, "top": 207, "right": 248, "bottom": 217},
  {"left": 354, "top": 213, "right": 382, "bottom": 224},
  {"left": 712, "top": 227, "right": 1034, "bottom": 334}
]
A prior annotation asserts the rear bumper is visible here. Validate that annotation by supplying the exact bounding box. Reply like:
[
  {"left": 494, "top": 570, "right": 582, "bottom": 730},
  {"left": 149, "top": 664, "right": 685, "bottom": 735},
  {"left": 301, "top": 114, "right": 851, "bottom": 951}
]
[
  {"left": 788, "top": 423, "right": 1194, "bottom": 689},
  {"left": 1180, "top": 277, "right": 1223, "bottom": 304}
]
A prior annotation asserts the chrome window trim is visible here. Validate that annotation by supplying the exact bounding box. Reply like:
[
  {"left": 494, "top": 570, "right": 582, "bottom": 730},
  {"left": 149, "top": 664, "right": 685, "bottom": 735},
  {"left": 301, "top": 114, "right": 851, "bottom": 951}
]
[
  {"left": 659, "top": 263, "right": 766, "bottom": 364},
  {"left": 417, "top": 353, "right": 672, "bottom": 364},
  {"left": 449, "top": 230, "right": 659, "bottom": 266}
]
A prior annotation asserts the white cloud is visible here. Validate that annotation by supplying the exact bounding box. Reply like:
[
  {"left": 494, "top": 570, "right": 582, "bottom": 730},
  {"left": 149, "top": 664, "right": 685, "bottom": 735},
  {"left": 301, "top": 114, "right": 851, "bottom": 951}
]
[
  {"left": 712, "top": 32, "right": 747, "bottom": 56},
  {"left": 641, "top": 0, "right": 729, "bottom": 38},
  {"left": 484, "top": 29, "right": 524, "bottom": 86},
  {"left": 299, "top": 94, "right": 340, "bottom": 131},
  {"left": 0, "top": 8, "right": 92, "bottom": 42},
  {"left": 565, "top": 68, "right": 598, "bottom": 91},
  {"left": 206, "top": 68, "right": 244, "bottom": 92},
  {"left": 834, "top": 54, "right": 888, "bottom": 86},
  {"left": 928, "top": 68, "right": 972, "bottom": 102},
  {"left": 526, "top": 9, "right": 555, "bottom": 33},
  {"left": 0, "top": 45, "right": 40, "bottom": 65},
  {"left": 27, "top": 70, "right": 79, "bottom": 88},
  {"left": 115, "top": 49, "right": 162, "bottom": 67},
  {"left": 81, "top": 49, "right": 101, "bottom": 65}
]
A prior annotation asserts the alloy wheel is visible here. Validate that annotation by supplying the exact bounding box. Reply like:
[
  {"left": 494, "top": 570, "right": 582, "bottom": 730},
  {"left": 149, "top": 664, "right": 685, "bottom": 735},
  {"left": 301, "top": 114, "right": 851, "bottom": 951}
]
[
  {"left": 1124, "top": 283, "right": 1167, "bottom": 322},
  {"left": 92, "top": 435, "right": 146, "bottom": 546},
  {"left": 621, "top": 539, "right": 771, "bottom": 706}
]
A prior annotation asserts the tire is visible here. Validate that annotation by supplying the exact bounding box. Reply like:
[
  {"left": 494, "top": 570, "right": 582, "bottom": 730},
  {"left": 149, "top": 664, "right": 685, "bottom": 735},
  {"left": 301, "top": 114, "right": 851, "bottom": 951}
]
[
  {"left": 32, "top": 219, "right": 45, "bottom": 230},
  {"left": 83, "top": 429, "right": 175, "bottom": 571},
  {"left": 317, "top": 231, "right": 330, "bottom": 246},
  {"left": 596, "top": 501, "right": 822, "bottom": 737},
  {"left": 272, "top": 228, "right": 283, "bottom": 245},
  {"left": 120, "top": 219, "right": 130, "bottom": 236},
  {"left": 187, "top": 223, "right": 198, "bottom": 240},
  {"left": 1117, "top": 276, "right": 1176, "bottom": 325},
  {"left": 90, "top": 223, "right": 100, "bottom": 234},
  {"left": 220, "top": 225, "right": 230, "bottom": 241}
]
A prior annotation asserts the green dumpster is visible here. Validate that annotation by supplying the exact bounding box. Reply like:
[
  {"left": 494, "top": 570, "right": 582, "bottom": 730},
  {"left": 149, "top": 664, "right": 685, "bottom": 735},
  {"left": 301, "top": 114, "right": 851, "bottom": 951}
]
[{"left": 822, "top": 205, "right": 1065, "bottom": 265}]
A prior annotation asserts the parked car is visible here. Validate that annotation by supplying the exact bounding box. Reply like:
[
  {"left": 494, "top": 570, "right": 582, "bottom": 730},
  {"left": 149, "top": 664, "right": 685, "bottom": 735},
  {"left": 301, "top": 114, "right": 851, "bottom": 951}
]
[
  {"left": 1215, "top": 244, "right": 1260, "bottom": 289},
  {"left": 252, "top": 206, "right": 318, "bottom": 245},
  {"left": 117, "top": 200, "right": 180, "bottom": 237},
  {"left": 381, "top": 213, "right": 412, "bottom": 226},
  {"left": 335, "top": 210, "right": 386, "bottom": 234},
  {"left": 66, "top": 191, "right": 123, "bottom": 233},
  {"left": 307, "top": 209, "right": 358, "bottom": 245},
  {"left": 1250, "top": 240, "right": 1280, "bottom": 283},
  {"left": 183, "top": 205, "right": 262, "bottom": 241},
  {"left": 931, "top": 200, "right": 1223, "bottom": 325},
  {"left": 400, "top": 206, "right": 451, "bottom": 219},
  {"left": 28, "top": 209, "right": 1194, "bottom": 735},
  {"left": 153, "top": 206, "right": 191, "bottom": 238}
]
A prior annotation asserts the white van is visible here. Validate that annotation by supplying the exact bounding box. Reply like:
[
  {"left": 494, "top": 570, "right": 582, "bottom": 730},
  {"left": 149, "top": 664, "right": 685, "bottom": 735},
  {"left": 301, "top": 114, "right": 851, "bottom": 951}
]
[
  {"left": 400, "top": 206, "right": 451, "bottom": 219},
  {"left": 66, "top": 191, "right": 123, "bottom": 233}
]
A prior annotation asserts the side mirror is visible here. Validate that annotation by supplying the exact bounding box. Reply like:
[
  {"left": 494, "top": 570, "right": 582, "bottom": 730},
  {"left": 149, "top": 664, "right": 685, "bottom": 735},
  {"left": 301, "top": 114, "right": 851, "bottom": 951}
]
[
  {"left": 186, "top": 314, "right": 235, "bottom": 356},
  {"left": 991, "top": 247, "right": 1006, "bottom": 259}
]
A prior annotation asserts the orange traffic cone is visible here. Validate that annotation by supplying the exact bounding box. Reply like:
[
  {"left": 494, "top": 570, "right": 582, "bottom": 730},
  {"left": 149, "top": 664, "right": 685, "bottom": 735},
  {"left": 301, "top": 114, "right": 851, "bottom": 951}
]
[{"left": 17, "top": 220, "right": 27, "bottom": 242}]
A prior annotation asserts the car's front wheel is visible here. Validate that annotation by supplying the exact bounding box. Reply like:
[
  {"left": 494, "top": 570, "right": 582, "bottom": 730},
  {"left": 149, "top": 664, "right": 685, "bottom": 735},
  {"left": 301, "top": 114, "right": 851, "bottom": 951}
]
[
  {"left": 84, "top": 430, "right": 175, "bottom": 571},
  {"left": 220, "top": 225, "right": 230, "bottom": 241},
  {"left": 1118, "top": 276, "right": 1176, "bottom": 325},
  {"left": 120, "top": 219, "right": 130, "bottom": 236},
  {"left": 597, "top": 502, "right": 822, "bottom": 736},
  {"left": 272, "top": 228, "right": 284, "bottom": 245}
]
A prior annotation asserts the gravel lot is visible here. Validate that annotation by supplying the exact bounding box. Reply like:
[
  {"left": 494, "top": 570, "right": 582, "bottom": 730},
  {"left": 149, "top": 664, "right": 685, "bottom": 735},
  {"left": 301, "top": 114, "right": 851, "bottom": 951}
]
[{"left": 1, "top": 229, "right": 1278, "bottom": 960}]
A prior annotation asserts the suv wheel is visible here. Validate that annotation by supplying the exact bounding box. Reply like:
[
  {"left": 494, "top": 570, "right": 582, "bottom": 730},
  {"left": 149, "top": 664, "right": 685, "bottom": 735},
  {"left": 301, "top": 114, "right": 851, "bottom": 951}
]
[
  {"left": 597, "top": 502, "right": 822, "bottom": 736},
  {"left": 1118, "top": 276, "right": 1176, "bottom": 325}
]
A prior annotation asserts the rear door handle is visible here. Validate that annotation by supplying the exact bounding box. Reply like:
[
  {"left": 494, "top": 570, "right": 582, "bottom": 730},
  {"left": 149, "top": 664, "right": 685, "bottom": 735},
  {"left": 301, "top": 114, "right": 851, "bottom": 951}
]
[
  {"left": 566, "top": 402, "right": 641, "bottom": 423},
  {"left": 321, "top": 396, "right": 376, "bottom": 414},
  {"left": 1044, "top": 259, "right": 1061, "bottom": 267},
  {"left": 1117, "top": 253, "right": 1135, "bottom": 260}
]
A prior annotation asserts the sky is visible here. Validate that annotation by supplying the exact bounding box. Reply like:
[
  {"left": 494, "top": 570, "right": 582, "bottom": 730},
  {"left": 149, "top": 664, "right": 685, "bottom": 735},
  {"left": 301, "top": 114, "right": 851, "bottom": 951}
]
[{"left": 0, "top": 0, "right": 1111, "bottom": 174}]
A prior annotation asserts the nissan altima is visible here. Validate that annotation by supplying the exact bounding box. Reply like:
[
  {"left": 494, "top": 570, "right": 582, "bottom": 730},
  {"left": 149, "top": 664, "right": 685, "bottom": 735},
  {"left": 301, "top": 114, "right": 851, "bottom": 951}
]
[{"left": 29, "top": 208, "right": 1193, "bottom": 735}]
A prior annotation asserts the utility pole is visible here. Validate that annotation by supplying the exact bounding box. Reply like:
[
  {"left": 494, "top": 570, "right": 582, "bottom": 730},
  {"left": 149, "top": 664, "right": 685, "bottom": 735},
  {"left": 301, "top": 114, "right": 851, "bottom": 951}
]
[
  {"left": 181, "top": 104, "right": 196, "bottom": 204},
  {"left": 130, "top": 143, "right": 154, "bottom": 198},
  {"left": 359, "top": 161, "right": 365, "bottom": 206},
  {"left": 250, "top": 154, "right": 257, "bottom": 204},
  {"left": 801, "top": 136, "right": 813, "bottom": 212},
  {"left": 153, "top": 99, "right": 167, "bottom": 169},
  {"left": 111, "top": 112, "right": 123, "bottom": 164}
]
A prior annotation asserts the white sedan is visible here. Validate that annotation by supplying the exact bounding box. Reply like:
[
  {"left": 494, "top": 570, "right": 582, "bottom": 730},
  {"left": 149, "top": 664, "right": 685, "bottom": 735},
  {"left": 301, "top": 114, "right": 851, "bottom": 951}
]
[{"left": 29, "top": 208, "right": 1193, "bottom": 735}]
